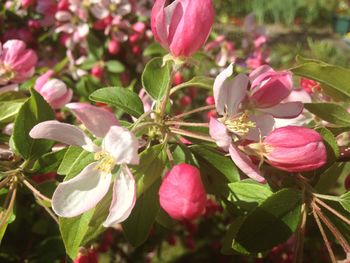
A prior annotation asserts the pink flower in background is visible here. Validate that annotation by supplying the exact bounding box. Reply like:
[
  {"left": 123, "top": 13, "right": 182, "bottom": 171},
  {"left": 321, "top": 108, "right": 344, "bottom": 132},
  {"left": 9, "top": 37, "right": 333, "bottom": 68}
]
[
  {"left": 36, "top": 0, "right": 57, "bottom": 27},
  {"left": 151, "top": 0, "right": 215, "bottom": 57},
  {"left": 35, "top": 70, "right": 72, "bottom": 109},
  {"left": 30, "top": 104, "right": 139, "bottom": 227},
  {"left": 263, "top": 126, "right": 327, "bottom": 172},
  {"left": 0, "top": 40, "right": 37, "bottom": 85},
  {"left": 159, "top": 164, "right": 207, "bottom": 220}
]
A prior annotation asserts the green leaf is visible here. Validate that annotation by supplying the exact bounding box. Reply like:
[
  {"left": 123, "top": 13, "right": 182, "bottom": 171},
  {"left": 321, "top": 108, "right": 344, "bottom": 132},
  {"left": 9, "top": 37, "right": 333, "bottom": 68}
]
[
  {"left": 142, "top": 57, "right": 172, "bottom": 100},
  {"left": 31, "top": 148, "right": 67, "bottom": 174},
  {"left": 0, "top": 205, "right": 16, "bottom": 244},
  {"left": 316, "top": 127, "right": 339, "bottom": 163},
  {"left": 315, "top": 162, "right": 350, "bottom": 193},
  {"left": 190, "top": 145, "right": 240, "bottom": 197},
  {"left": 143, "top": 43, "right": 167, "bottom": 57},
  {"left": 227, "top": 180, "right": 273, "bottom": 211},
  {"left": 232, "top": 189, "right": 302, "bottom": 253},
  {"left": 90, "top": 87, "right": 144, "bottom": 117},
  {"left": 304, "top": 103, "right": 350, "bottom": 127},
  {"left": 172, "top": 76, "right": 214, "bottom": 91},
  {"left": 0, "top": 101, "right": 23, "bottom": 124},
  {"left": 292, "top": 58, "right": 350, "bottom": 100},
  {"left": 12, "top": 88, "right": 55, "bottom": 160},
  {"left": 340, "top": 192, "right": 350, "bottom": 213},
  {"left": 123, "top": 178, "right": 161, "bottom": 247},
  {"left": 87, "top": 33, "right": 103, "bottom": 59},
  {"left": 106, "top": 60, "right": 125, "bottom": 73},
  {"left": 59, "top": 209, "right": 95, "bottom": 259},
  {"left": 131, "top": 144, "right": 166, "bottom": 196},
  {"left": 221, "top": 217, "right": 248, "bottom": 255}
]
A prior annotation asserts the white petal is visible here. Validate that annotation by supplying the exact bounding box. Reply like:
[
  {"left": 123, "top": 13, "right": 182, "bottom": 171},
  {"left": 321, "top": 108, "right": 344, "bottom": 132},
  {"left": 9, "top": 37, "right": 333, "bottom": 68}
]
[
  {"left": 52, "top": 162, "right": 112, "bottom": 217},
  {"left": 214, "top": 64, "right": 248, "bottom": 116},
  {"left": 29, "top": 120, "right": 99, "bottom": 152},
  {"left": 102, "top": 126, "right": 139, "bottom": 165},
  {"left": 229, "top": 144, "right": 266, "bottom": 183},
  {"left": 103, "top": 166, "right": 136, "bottom": 227},
  {"left": 66, "top": 103, "right": 119, "bottom": 138}
]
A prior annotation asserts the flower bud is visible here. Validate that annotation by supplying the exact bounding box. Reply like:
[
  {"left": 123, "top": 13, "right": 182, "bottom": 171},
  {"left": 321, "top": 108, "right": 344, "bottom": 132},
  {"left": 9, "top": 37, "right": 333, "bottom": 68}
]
[
  {"left": 35, "top": 71, "right": 72, "bottom": 109},
  {"left": 249, "top": 66, "right": 293, "bottom": 108},
  {"left": 151, "top": 0, "right": 214, "bottom": 57},
  {"left": 263, "top": 126, "right": 327, "bottom": 172},
  {"left": 159, "top": 164, "right": 207, "bottom": 220},
  {"left": 107, "top": 39, "right": 120, "bottom": 55}
]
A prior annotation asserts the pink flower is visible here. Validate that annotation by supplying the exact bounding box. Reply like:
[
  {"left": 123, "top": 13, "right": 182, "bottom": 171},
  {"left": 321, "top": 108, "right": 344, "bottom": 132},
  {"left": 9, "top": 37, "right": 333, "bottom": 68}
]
[
  {"left": 263, "top": 126, "right": 327, "bottom": 172},
  {"left": 35, "top": 70, "right": 73, "bottom": 109},
  {"left": 151, "top": 0, "right": 215, "bottom": 57},
  {"left": 159, "top": 164, "right": 207, "bottom": 220},
  {"left": 21, "top": 0, "right": 35, "bottom": 9},
  {"left": 0, "top": 40, "right": 37, "bottom": 85}
]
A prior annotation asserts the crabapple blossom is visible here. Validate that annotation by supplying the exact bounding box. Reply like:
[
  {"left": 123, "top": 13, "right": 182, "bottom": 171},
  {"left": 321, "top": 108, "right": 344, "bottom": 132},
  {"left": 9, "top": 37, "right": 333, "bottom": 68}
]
[
  {"left": 35, "top": 70, "right": 73, "bottom": 109},
  {"left": 151, "top": 0, "right": 215, "bottom": 57},
  {"left": 0, "top": 40, "right": 37, "bottom": 85},
  {"left": 159, "top": 164, "right": 207, "bottom": 220},
  {"left": 29, "top": 104, "right": 139, "bottom": 227}
]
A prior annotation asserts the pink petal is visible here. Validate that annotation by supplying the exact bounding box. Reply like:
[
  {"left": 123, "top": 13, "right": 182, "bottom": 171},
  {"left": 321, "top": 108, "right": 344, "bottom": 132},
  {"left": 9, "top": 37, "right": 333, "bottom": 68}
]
[
  {"left": 29, "top": 120, "right": 99, "bottom": 152},
  {"left": 229, "top": 144, "right": 266, "bottom": 183},
  {"left": 66, "top": 103, "right": 119, "bottom": 138},
  {"left": 103, "top": 166, "right": 136, "bottom": 227},
  {"left": 214, "top": 64, "right": 248, "bottom": 116},
  {"left": 259, "top": 102, "right": 303, "bottom": 119},
  {"left": 49, "top": 88, "right": 73, "bottom": 109},
  {"left": 209, "top": 117, "right": 231, "bottom": 151},
  {"left": 245, "top": 114, "right": 275, "bottom": 141},
  {"left": 52, "top": 162, "right": 111, "bottom": 217},
  {"left": 249, "top": 65, "right": 273, "bottom": 82},
  {"left": 35, "top": 70, "right": 54, "bottom": 92}
]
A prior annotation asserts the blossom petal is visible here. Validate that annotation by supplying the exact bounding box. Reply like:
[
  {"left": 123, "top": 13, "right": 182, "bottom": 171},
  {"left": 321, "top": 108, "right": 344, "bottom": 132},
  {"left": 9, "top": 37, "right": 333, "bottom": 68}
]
[
  {"left": 29, "top": 120, "right": 99, "bottom": 152},
  {"left": 103, "top": 166, "right": 136, "bottom": 227},
  {"left": 209, "top": 117, "right": 231, "bottom": 151},
  {"left": 245, "top": 114, "right": 275, "bottom": 141},
  {"left": 259, "top": 102, "right": 304, "bottom": 119},
  {"left": 103, "top": 126, "right": 139, "bottom": 165},
  {"left": 52, "top": 162, "right": 112, "bottom": 217},
  {"left": 229, "top": 144, "right": 266, "bottom": 183},
  {"left": 214, "top": 64, "right": 248, "bottom": 116},
  {"left": 66, "top": 103, "right": 119, "bottom": 138}
]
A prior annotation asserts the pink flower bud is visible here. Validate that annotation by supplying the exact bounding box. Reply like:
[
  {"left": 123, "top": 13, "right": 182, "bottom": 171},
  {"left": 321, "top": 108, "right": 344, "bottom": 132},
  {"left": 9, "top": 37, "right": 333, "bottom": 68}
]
[
  {"left": 180, "top": 95, "right": 191, "bottom": 106},
  {"left": 108, "top": 39, "right": 120, "bottom": 55},
  {"left": 249, "top": 66, "right": 293, "bottom": 108},
  {"left": 263, "top": 126, "right": 327, "bottom": 172},
  {"left": 21, "top": 0, "right": 35, "bottom": 8},
  {"left": 35, "top": 71, "right": 72, "bottom": 109},
  {"left": 159, "top": 164, "right": 207, "bottom": 220},
  {"left": 151, "top": 0, "right": 215, "bottom": 57},
  {"left": 0, "top": 40, "right": 37, "bottom": 85},
  {"left": 91, "top": 65, "right": 104, "bottom": 79}
]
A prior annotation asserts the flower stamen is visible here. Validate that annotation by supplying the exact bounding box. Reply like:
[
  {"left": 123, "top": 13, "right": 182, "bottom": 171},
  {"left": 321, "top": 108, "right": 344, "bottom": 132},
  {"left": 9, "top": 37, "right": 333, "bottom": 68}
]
[{"left": 224, "top": 112, "right": 256, "bottom": 137}]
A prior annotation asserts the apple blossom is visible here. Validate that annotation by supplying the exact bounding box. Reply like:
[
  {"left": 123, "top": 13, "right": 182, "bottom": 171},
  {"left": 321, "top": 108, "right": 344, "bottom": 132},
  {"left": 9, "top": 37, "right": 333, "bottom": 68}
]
[
  {"left": 35, "top": 70, "right": 73, "bottom": 109},
  {"left": 0, "top": 40, "right": 37, "bottom": 85},
  {"left": 151, "top": 0, "right": 215, "bottom": 57},
  {"left": 159, "top": 164, "right": 207, "bottom": 220},
  {"left": 29, "top": 104, "right": 139, "bottom": 227}
]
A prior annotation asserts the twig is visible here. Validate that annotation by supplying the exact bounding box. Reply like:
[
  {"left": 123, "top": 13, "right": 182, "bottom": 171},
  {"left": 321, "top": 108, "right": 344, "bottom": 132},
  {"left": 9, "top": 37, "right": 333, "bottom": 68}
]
[
  {"left": 315, "top": 198, "right": 350, "bottom": 226},
  {"left": 294, "top": 203, "right": 307, "bottom": 263},
  {"left": 39, "top": 202, "right": 59, "bottom": 224},
  {"left": 170, "top": 128, "right": 215, "bottom": 143},
  {"left": 313, "top": 204, "right": 337, "bottom": 263},
  {"left": 173, "top": 105, "right": 215, "bottom": 119},
  {"left": 0, "top": 176, "right": 11, "bottom": 190},
  {"left": 21, "top": 178, "right": 52, "bottom": 203}
]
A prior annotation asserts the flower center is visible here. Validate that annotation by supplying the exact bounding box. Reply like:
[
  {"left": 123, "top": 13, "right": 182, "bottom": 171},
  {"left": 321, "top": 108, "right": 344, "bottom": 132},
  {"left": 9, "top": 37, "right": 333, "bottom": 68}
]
[
  {"left": 224, "top": 112, "right": 256, "bottom": 137},
  {"left": 0, "top": 63, "right": 14, "bottom": 83},
  {"left": 94, "top": 151, "right": 116, "bottom": 173}
]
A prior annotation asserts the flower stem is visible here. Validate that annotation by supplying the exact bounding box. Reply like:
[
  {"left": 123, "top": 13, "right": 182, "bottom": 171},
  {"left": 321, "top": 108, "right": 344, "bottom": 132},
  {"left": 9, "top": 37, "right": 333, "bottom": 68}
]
[
  {"left": 315, "top": 198, "right": 350, "bottom": 226},
  {"left": 313, "top": 204, "right": 337, "bottom": 263},
  {"left": 174, "top": 105, "right": 215, "bottom": 119},
  {"left": 21, "top": 178, "right": 52, "bottom": 203},
  {"left": 170, "top": 128, "right": 215, "bottom": 143},
  {"left": 0, "top": 182, "right": 17, "bottom": 231},
  {"left": 166, "top": 121, "right": 209, "bottom": 127},
  {"left": 314, "top": 194, "right": 340, "bottom": 202}
]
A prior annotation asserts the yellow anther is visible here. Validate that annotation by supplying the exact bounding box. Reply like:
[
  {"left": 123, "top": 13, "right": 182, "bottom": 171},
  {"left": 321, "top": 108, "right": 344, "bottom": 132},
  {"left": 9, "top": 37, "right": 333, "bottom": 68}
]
[
  {"left": 94, "top": 151, "right": 116, "bottom": 173},
  {"left": 224, "top": 112, "right": 256, "bottom": 137},
  {"left": 0, "top": 63, "right": 14, "bottom": 82}
]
